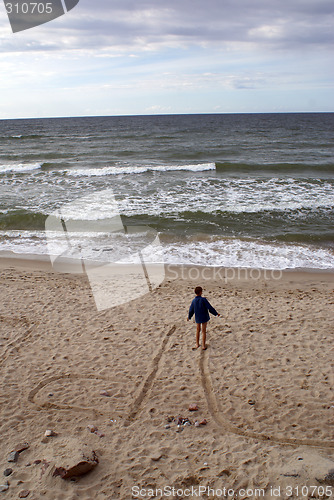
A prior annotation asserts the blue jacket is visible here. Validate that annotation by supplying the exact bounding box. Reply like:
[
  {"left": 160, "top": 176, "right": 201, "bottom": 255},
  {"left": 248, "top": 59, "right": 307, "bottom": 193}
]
[{"left": 188, "top": 295, "right": 218, "bottom": 324}]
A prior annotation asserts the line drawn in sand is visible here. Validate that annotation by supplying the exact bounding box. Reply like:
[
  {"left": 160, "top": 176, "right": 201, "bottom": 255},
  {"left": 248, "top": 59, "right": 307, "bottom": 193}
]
[
  {"left": 199, "top": 349, "right": 334, "bottom": 449},
  {"left": 26, "top": 324, "right": 333, "bottom": 450}
]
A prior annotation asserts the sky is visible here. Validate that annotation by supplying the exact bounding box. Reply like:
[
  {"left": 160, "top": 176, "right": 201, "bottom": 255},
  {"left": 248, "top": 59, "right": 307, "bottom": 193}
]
[{"left": 0, "top": 0, "right": 333, "bottom": 118}]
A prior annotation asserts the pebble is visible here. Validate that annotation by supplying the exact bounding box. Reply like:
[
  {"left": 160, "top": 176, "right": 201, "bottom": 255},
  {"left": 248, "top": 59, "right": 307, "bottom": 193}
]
[
  {"left": 8, "top": 451, "right": 19, "bottom": 463},
  {"left": 188, "top": 404, "right": 199, "bottom": 411},
  {"left": 3, "top": 469, "right": 12, "bottom": 477},
  {"left": 94, "top": 431, "right": 105, "bottom": 438},
  {"left": 199, "top": 419, "right": 207, "bottom": 426},
  {"left": 100, "top": 390, "right": 110, "bottom": 397},
  {"left": 194, "top": 421, "right": 200, "bottom": 427},
  {"left": 323, "top": 469, "right": 334, "bottom": 486},
  {"left": 44, "top": 429, "right": 57, "bottom": 437},
  {"left": 0, "top": 483, "right": 9, "bottom": 493},
  {"left": 19, "top": 490, "right": 30, "bottom": 498},
  {"left": 14, "top": 443, "right": 29, "bottom": 454},
  {"left": 48, "top": 393, "right": 54, "bottom": 397},
  {"left": 87, "top": 425, "right": 104, "bottom": 437},
  {"left": 165, "top": 424, "right": 170, "bottom": 429}
]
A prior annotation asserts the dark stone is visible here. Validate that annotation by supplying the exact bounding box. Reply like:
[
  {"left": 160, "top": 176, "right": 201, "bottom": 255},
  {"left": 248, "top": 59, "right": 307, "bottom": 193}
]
[
  {"left": 18, "top": 490, "right": 30, "bottom": 498},
  {"left": 3, "top": 469, "right": 12, "bottom": 477},
  {"left": 14, "top": 443, "right": 29, "bottom": 454},
  {"left": 8, "top": 451, "right": 19, "bottom": 463},
  {"left": 53, "top": 450, "right": 99, "bottom": 479},
  {"left": 18, "top": 491, "right": 30, "bottom": 498},
  {"left": 316, "top": 468, "right": 334, "bottom": 486}
]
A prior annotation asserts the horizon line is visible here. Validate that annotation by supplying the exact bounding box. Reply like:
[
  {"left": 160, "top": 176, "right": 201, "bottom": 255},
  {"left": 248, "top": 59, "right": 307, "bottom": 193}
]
[{"left": 1, "top": 110, "right": 334, "bottom": 121}]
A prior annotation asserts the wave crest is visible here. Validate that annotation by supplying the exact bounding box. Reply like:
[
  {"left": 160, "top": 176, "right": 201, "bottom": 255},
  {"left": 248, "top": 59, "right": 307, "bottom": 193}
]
[{"left": 66, "top": 163, "right": 216, "bottom": 177}]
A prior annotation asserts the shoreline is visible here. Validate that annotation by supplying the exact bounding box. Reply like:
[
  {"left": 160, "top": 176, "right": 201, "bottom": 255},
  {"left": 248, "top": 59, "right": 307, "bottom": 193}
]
[{"left": 1, "top": 250, "right": 334, "bottom": 279}]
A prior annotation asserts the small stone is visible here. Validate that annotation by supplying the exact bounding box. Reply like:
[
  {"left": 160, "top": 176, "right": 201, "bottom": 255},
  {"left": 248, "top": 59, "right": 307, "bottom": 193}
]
[
  {"left": 248, "top": 399, "right": 256, "bottom": 405},
  {"left": 100, "top": 390, "right": 110, "bottom": 397},
  {"left": 13, "top": 443, "right": 29, "bottom": 454},
  {"left": 33, "top": 460, "right": 41, "bottom": 465},
  {"left": 176, "top": 426, "right": 183, "bottom": 433},
  {"left": 8, "top": 451, "right": 19, "bottom": 463},
  {"left": 48, "top": 393, "right": 54, "bottom": 397},
  {"left": 3, "top": 469, "right": 12, "bottom": 477},
  {"left": 316, "top": 468, "right": 334, "bottom": 486},
  {"left": 282, "top": 471, "right": 300, "bottom": 477},
  {"left": 0, "top": 483, "right": 9, "bottom": 493},
  {"left": 44, "top": 429, "right": 57, "bottom": 437},
  {"left": 165, "top": 424, "right": 170, "bottom": 429},
  {"left": 188, "top": 404, "right": 198, "bottom": 411},
  {"left": 19, "top": 490, "right": 30, "bottom": 498},
  {"left": 204, "top": 462, "right": 208, "bottom": 466},
  {"left": 297, "top": 456, "right": 303, "bottom": 460},
  {"left": 199, "top": 419, "right": 207, "bottom": 426},
  {"left": 87, "top": 425, "right": 98, "bottom": 433},
  {"left": 151, "top": 454, "right": 162, "bottom": 462},
  {"left": 94, "top": 431, "right": 105, "bottom": 438},
  {"left": 194, "top": 421, "right": 200, "bottom": 427},
  {"left": 324, "top": 469, "right": 334, "bottom": 486}
]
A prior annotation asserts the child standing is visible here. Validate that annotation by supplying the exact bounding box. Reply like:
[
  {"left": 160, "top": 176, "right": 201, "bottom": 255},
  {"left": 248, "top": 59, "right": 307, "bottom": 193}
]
[{"left": 187, "top": 286, "right": 220, "bottom": 350}]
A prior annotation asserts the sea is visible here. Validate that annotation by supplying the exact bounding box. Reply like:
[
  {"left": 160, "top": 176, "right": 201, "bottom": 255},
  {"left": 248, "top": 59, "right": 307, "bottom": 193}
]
[{"left": 0, "top": 113, "right": 334, "bottom": 270}]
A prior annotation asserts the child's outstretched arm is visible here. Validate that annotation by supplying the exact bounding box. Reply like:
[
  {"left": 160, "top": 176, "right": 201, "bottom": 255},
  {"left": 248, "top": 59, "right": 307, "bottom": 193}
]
[{"left": 204, "top": 298, "right": 220, "bottom": 317}]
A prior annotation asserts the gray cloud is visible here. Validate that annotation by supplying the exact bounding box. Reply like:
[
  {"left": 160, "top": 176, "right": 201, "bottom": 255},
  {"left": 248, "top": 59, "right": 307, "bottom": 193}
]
[{"left": 1, "top": 0, "right": 333, "bottom": 52}]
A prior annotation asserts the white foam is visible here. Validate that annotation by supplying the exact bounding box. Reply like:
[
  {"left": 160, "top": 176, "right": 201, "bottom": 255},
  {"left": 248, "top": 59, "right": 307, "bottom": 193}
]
[
  {"left": 66, "top": 163, "right": 216, "bottom": 177},
  {"left": 160, "top": 239, "right": 334, "bottom": 270},
  {"left": 112, "top": 176, "right": 334, "bottom": 216},
  {"left": 0, "top": 162, "right": 42, "bottom": 174},
  {"left": 1, "top": 231, "right": 333, "bottom": 270}
]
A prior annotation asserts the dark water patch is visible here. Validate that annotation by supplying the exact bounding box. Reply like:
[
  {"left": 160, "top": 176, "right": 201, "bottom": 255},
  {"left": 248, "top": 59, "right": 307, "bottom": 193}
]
[
  {"left": 0, "top": 210, "right": 47, "bottom": 230},
  {"left": 215, "top": 161, "right": 334, "bottom": 175},
  {"left": 122, "top": 206, "right": 334, "bottom": 245}
]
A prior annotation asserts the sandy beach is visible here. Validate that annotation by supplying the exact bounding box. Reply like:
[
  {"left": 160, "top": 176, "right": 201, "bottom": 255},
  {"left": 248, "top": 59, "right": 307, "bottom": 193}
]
[{"left": 0, "top": 257, "right": 333, "bottom": 499}]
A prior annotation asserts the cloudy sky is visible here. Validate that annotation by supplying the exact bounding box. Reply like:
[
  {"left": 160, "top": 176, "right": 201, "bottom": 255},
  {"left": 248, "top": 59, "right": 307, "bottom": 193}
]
[{"left": 0, "top": 0, "right": 333, "bottom": 118}]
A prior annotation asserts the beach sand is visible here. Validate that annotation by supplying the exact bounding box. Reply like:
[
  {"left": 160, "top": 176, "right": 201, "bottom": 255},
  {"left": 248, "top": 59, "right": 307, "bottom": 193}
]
[{"left": 0, "top": 257, "right": 333, "bottom": 499}]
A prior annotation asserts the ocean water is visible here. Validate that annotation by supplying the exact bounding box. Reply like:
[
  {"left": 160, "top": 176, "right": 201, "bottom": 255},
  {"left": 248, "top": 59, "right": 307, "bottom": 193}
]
[{"left": 0, "top": 113, "right": 334, "bottom": 270}]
